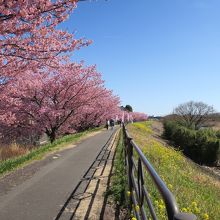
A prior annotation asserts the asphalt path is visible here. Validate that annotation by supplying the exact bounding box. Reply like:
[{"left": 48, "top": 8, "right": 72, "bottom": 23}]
[{"left": 0, "top": 128, "right": 116, "bottom": 220}]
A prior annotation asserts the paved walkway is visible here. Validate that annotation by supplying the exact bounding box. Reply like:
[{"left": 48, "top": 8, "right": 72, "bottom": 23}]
[{"left": 0, "top": 128, "right": 118, "bottom": 220}]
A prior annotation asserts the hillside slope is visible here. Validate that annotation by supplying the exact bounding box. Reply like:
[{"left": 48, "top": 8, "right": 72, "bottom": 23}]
[{"left": 127, "top": 121, "right": 220, "bottom": 220}]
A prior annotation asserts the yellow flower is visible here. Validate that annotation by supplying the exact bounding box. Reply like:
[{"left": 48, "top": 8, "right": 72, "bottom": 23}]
[
  {"left": 135, "top": 205, "right": 140, "bottom": 211},
  {"left": 194, "top": 207, "right": 200, "bottom": 214},
  {"left": 158, "top": 204, "right": 165, "bottom": 210},
  {"left": 191, "top": 201, "right": 197, "bottom": 207},
  {"left": 159, "top": 199, "right": 164, "bottom": 205},
  {"left": 168, "top": 184, "right": 173, "bottom": 190},
  {"left": 203, "top": 213, "right": 209, "bottom": 220},
  {"left": 182, "top": 208, "right": 187, "bottom": 212},
  {"left": 127, "top": 191, "right": 131, "bottom": 196},
  {"left": 131, "top": 217, "right": 137, "bottom": 220}
]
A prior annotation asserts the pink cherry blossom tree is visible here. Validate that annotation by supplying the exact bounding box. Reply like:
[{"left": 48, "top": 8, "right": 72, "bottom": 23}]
[
  {"left": 131, "top": 112, "right": 148, "bottom": 122},
  {"left": 0, "top": 63, "right": 114, "bottom": 143},
  {"left": 0, "top": 0, "right": 77, "bottom": 36},
  {"left": 117, "top": 110, "right": 148, "bottom": 124},
  {"left": 72, "top": 91, "right": 120, "bottom": 132},
  {"left": 0, "top": 0, "right": 90, "bottom": 83},
  {"left": 0, "top": 1, "right": 148, "bottom": 146}
]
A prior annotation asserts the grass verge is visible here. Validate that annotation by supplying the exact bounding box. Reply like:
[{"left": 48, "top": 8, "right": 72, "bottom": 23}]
[
  {"left": 107, "top": 130, "right": 128, "bottom": 210},
  {"left": 0, "top": 143, "right": 29, "bottom": 160},
  {"left": 0, "top": 127, "right": 102, "bottom": 176},
  {"left": 127, "top": 121, "right": 220, "bottom": 220}
]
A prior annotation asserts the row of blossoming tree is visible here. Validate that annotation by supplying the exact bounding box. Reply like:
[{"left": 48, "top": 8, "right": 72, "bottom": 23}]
[{"left": 0, "top": 0, "right": 147, "bottom": 144}]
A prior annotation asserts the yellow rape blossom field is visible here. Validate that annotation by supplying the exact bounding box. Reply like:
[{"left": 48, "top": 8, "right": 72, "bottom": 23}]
[{"left": 127, "top": 121, "right": 220, "bottom": 220}]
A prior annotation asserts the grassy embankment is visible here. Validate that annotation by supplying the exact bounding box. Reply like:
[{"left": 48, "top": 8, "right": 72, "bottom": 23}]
[
  {"left": 0, "top": 127, "right": 102, "bottom": 176},
  {"left": 127, "top": 121, "right": 220, "bottom": 220}
]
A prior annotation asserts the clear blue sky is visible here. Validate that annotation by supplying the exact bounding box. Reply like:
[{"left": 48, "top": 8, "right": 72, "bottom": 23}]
[{"left": 59, "top": 0, "right": 220, "bottom": 116}]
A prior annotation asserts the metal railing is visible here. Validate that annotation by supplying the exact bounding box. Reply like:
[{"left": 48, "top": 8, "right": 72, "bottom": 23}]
[{"left": 122, "top": 124, "right": 197, "bottom": 220}]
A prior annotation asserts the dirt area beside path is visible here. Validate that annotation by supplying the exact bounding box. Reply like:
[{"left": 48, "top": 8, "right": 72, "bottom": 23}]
[
  {"left": 151, "top": 120, "right": 164, "bottom": 136},
  {"left": 150, "top": 120, "right": 169, "bottom": 146}
]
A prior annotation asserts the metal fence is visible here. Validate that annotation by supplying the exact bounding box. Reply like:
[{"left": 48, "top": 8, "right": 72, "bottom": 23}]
[{"left": 122, "top": 124, "right": 197, "bottom": 220}]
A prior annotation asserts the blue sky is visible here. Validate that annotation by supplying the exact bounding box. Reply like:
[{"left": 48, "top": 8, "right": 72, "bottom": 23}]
[{"left": 60, "top": 0, "right": 220, "bottom": 116}]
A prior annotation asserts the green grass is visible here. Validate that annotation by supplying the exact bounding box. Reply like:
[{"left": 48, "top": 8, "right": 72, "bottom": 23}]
[
  {"left": 107, "top": 130, "right": 128, "bottom": 207},
  {"left": 0, "top": 127, "right": 102, "bottom": 176},
  {"left": 127, "top": 121, "right": 220, "bottom": 220}
]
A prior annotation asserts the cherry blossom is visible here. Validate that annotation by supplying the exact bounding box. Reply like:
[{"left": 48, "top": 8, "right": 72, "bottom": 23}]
[{"left": 0, "top": 63, "right": 120, "bottom": 142}]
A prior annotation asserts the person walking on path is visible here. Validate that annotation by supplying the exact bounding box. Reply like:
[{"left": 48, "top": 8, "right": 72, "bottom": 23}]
[
  {"left": 106, "top": 119, "right": 110, "bottom": 130},
  {"left": 110, "top": 119, "right": 115, "bottom": 130}
]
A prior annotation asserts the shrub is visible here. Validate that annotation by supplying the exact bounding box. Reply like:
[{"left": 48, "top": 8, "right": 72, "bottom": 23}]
[
  {"left": 163, "top": 121, "right": 175, "bottom": 140},
  {"left": 216, "top": 130, "right": 220, "bottom": 139},
  {"left": 163, "top": 121, "right": 220, "bottom": 165}
]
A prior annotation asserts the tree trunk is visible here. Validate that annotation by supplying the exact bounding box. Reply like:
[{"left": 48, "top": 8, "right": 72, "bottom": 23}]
[
  {"left": 45, "top": 128, "right": 56, "bottom": 143},
  {"left": 49, "top": 131, "right": 56, "bottom": 143}
]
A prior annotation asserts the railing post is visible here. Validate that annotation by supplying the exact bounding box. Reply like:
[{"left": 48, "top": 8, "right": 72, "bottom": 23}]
[
  {"left": 127, "top": 136, "right": 133, "bottom": 191},
  {"left": 127, "top": 136, "right": 133, "bottom": 213},
  {"left": 137, "top": 158, "right": 144, "bottom": 207},
  {"left": 122, "top": 124, "right": 127, "bottom": 167}
]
